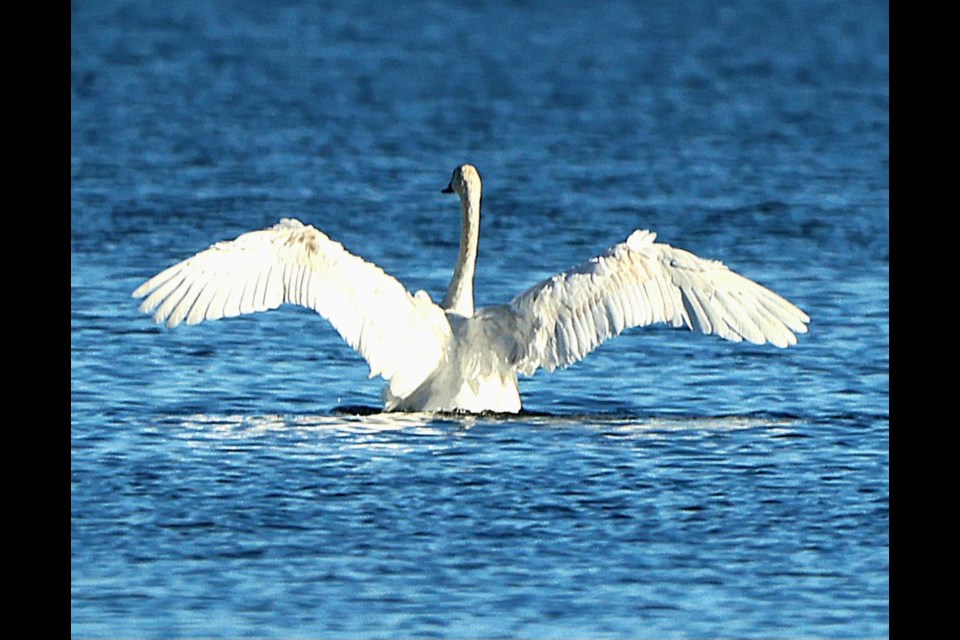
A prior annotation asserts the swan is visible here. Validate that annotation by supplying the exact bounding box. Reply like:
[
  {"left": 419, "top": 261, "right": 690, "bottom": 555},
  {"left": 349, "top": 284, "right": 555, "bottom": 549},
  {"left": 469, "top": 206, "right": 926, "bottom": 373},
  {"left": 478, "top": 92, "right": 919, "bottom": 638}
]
[{"left": 132, "top": 163, "right": 809, "bottom": 413}]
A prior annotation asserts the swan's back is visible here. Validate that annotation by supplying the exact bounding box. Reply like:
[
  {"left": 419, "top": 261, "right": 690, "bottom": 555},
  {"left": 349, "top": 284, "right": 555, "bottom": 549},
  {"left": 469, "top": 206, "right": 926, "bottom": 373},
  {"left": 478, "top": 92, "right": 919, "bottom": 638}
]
[{"left": 385, "top": 309, "right": 524, "bottom": 413}]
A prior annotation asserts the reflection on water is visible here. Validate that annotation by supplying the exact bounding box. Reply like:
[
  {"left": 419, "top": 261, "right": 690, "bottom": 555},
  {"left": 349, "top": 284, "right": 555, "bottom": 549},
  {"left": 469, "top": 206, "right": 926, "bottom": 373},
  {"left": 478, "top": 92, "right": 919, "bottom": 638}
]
[
  {"left": 177, "top": 410, "right": 470, "bottom": 437},
  {"left": 174, "top": 409, "right": 800, "bottom": 442}
]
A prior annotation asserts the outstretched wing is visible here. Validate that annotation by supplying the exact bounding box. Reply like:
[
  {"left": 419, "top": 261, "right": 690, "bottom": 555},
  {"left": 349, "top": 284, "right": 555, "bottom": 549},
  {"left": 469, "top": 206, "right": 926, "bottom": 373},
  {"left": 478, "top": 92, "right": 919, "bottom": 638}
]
[
  {"left": 508, "top": 229, "right": 810, "bottom": 376},
  {"left": 132, "top": 218, "right": 452, "bottom": 398}
]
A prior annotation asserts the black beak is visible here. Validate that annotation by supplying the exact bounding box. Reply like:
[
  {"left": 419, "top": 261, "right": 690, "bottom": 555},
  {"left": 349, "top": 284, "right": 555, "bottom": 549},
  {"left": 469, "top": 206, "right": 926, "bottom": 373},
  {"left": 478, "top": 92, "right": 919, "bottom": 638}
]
[{"left": 441, "top": 182, "right": 454, "bottom": 194}]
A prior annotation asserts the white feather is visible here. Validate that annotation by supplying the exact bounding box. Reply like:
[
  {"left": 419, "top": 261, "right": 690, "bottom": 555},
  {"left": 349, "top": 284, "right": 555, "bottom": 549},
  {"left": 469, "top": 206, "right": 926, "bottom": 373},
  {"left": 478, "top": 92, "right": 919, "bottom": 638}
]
[{"left": 133, "top": 164, "right": 809, "bottom": 413}]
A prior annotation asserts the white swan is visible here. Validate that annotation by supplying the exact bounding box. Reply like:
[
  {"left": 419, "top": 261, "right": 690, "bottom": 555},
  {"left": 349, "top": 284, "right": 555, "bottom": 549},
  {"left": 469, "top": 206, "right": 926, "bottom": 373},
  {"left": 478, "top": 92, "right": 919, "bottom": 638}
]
[{"left": 133, "top": 164, "right": 809, "bottom": 413}]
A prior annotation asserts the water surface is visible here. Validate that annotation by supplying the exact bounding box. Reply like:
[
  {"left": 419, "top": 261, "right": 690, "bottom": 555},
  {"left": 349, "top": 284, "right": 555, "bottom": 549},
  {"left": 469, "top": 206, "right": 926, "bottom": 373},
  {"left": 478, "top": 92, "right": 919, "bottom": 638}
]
[{"left": 72, "top": 1, "right": 888, "bottom": 637}]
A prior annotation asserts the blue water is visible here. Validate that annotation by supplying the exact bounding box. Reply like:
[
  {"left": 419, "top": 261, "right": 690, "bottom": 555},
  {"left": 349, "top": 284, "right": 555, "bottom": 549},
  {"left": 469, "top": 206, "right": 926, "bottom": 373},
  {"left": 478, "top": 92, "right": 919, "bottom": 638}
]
[{"left": 71, "top": 1, "right": 888, "bottom": 637}]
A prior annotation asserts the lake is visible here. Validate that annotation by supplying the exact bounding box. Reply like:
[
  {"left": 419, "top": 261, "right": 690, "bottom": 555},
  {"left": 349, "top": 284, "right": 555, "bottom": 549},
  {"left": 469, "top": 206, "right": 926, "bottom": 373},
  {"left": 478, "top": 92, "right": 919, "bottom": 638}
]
[{"left": 71, "top": 1, "right": 888, "bottom": 637}]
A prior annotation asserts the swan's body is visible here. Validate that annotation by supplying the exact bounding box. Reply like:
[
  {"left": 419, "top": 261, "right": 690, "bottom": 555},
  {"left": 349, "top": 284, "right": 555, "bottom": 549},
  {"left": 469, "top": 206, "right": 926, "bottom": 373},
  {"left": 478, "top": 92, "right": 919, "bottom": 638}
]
[{"left": 133, "top": 164, "right": 809, "bottom": 413}]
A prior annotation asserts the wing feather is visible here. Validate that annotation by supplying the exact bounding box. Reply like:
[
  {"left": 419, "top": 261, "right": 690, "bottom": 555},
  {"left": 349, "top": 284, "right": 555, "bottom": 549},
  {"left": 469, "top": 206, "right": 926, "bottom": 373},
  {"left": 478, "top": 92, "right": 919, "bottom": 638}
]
[
  {"left": 239, "top": 265, "right": 264, "bottom": 315},
  {"left": 154, "top": 276, "right": 194, "bottom": 325},
  {"left": 186, "top": 271, "right": 222, "bottom": 325},
  {"left": 714, "top": 289, "right": 764, "bottom": 344},
  {"left": 251, "top": 265, "right": 270, "bottom": 312},
  {"left": 166, "top": 277, "right": 206, "bottom": 328},
  {"left": 509, "top": 229, "right": 809, "bottom": 375}
]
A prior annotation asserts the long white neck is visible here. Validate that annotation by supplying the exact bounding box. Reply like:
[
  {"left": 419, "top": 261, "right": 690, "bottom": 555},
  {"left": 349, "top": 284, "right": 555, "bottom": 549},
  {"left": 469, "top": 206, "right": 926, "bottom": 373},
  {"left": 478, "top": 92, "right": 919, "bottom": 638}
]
[{"left": 442, "top": 191, "right": 480, "bottom": 317}]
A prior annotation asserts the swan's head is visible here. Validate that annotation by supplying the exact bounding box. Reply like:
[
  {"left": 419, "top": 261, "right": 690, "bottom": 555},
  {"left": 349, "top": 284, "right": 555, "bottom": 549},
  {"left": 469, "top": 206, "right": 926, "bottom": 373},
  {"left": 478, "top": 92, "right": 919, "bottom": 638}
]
[{"left": 442, "top": 164, "right": 482, "bottom": 200}]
